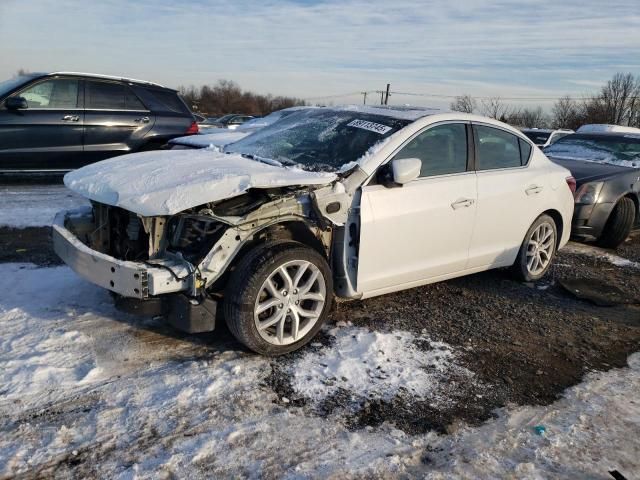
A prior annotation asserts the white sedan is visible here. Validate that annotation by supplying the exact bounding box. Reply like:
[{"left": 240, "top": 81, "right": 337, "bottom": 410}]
[{"left": 54, "top": 106, "right": 575, "bottom": 355}]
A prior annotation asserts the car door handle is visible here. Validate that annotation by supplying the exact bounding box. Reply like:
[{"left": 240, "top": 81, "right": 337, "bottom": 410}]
[
  {"left": 134, "top": 116, "right": 150, "bottom": 123},
  {"left": 451, "top": 198, "right": 475, "bottom": 210},
  {"left": 525, "top": 185, "right": 543, "bottom": 195},
  {"left": 61, "top": 115, "right": 79, "bottom": 122}
]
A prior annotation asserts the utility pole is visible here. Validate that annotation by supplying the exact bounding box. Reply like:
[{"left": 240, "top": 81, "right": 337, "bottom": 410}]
[
  {"left": 361, "top": 91, "right": 368, "bottom": 105},
  {"left": 384, "top": 83, "right": 391, "bottom": 105}
]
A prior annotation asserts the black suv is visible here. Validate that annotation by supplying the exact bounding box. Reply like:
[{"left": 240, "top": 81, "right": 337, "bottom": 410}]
[{"left": 0, "top": 72, "right": 198, "bottom": 172}]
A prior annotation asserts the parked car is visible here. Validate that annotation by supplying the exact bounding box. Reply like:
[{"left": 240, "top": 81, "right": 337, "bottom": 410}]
[
  {"left": 544, "top": 132, "right": 640, "bottom": 247},
  {"left": 521, "top": 128, "right": 573, "bottom": 147},
  {"left": 53, "top": 106, "right": 574, "bottom": 355},
  {"left": 167, "top": 107, "right": 313, "bottom": 150},
  {"left": 198, "top": 113, "right": 254, "bottom": 130},
  {"left": 0, "top": 72, "right": 198, "bottom": 172}
]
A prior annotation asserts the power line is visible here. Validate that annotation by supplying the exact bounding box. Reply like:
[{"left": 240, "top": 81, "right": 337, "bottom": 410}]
[{"left": 304, "top": 89, "right": 638, "bottom": 103}]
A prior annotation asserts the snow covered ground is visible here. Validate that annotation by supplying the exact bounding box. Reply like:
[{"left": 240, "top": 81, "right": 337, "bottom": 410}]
[
  {"left": 0, "top": 184, "right": 87, "bottom": 228},
  {"left": 1, "top": 262, "right": 638, "bottom": 478}
]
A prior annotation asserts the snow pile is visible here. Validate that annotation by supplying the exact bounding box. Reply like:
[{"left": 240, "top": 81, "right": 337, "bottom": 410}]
[
  {"left": 0, "top": 185, "right": 87, "bottom": 228},
  {"left": 289, "top": 325, "right": 474, "bottom": 406},
  {"left": 423, "top": 353, "right": 640, "bottom": 479},
  {"left": 64, "top": 149, "right": 337, "bottom": 216},
  {"left": 564, "top": 242, "right": 640, "bottom": 269}
]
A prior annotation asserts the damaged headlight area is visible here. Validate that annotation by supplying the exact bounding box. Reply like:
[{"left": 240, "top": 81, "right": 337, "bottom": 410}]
[{"left": 167, "top": 213, "right": 227, "bottom": 264}]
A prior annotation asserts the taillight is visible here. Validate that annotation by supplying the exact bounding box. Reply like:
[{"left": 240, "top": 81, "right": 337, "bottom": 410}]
[
  {"left": 185, "top": 121, "right": 199, "bottom": 135},
  {"left": 566, "top": 176, "right": 576, "bottom": 194}
]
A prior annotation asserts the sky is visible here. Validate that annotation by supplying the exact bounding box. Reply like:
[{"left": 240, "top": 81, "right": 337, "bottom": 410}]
[{"left": 1, "top": 0, "right": 639, "bottom": 110}]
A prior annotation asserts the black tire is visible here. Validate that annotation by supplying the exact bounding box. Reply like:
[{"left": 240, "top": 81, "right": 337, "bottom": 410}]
[
  {"left": 596, "top": 197, "right": 636, "bottom": 249},
  {"left": 223, "top": 241, "right": 333, "bottom": 356},
  {"left": 511, "top": 214, "right": 558, "bottom": 282}
]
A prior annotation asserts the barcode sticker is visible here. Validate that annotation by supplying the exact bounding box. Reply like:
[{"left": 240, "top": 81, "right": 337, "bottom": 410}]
[{"left": 347, "top": 119, "right": 392, "bottom": 135}]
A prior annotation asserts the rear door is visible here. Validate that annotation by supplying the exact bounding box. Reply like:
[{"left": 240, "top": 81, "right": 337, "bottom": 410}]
[
  {"left": 0, "top": 77, "right": 83, "bottom": 171},
  {"left": 82, "top": 79, "right": 155, "bottom": 165},
  {"left": 467, "top": 124, "right": 545, "bottom": 268}
]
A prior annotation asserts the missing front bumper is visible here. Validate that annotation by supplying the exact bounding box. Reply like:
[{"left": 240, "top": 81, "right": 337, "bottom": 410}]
[{"left": 52, "top": 207, "right": 191, "bottom": 299}]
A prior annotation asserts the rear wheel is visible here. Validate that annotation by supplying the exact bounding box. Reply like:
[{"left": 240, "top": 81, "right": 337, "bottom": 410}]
[
  {"left": 223, "top": 241, "right": 333, "bottom": 356},
  {"left": 512, "top": 214, "right": 557, "bottom": 282},
  {"left": 596, "top": 197, "right": 635, "bottom": 249}
]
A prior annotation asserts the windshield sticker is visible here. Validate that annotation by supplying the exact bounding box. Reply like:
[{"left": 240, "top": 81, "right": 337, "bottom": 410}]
[{"left": 347, "top": 119, "right": 392, "bottom": 135}]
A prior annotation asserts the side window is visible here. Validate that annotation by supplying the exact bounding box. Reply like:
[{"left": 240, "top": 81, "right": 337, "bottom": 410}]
[
  {"left": 125, "top": 87, "right": 146, "bottom": 110},
  {"left": 86, "top": 81, "right": 126, "bottom": 109},
  {"left": 393, "top": 123, "right": 468, "bottom": 178},
  {"left": 18, "top": 79, "right": 79, "bottom": 109},
  {"left": 474, "top": 125, "right": 523, "bottom": 170},
  {"left": 518, "top": 138, "right": 532, "bottom": 164}
]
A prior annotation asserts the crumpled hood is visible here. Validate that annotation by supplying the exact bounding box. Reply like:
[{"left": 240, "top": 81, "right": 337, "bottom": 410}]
[{"left": 64, "top": 150, "right": 337, "bottom": 216}]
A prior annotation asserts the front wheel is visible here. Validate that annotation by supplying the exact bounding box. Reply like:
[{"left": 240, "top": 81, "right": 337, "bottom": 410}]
[
  {"left": 223, "top": 241, "right": 333, "bottom": 356},
  {"left": 511, "top": 214, "right": 557, "bottom": 282}
]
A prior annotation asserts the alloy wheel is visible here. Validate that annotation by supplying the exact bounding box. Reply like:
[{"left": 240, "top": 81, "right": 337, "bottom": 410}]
[
  {"left": 526, "top": 221, "right": 555, "bottom": 276},
  {"left": 254, "top": 260, "right": 326, "bottom": 346}
]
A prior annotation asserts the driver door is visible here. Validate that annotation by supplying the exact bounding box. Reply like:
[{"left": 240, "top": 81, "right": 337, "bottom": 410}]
[
  {"left": 0, "top": 77, "right": 83, "bottom": 170},
  {"left": 356, "top": 123, "right": 478, "bottom": 296}
]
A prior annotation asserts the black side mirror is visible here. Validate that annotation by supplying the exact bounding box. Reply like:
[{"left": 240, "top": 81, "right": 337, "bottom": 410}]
[
  {"left": 5, "top": 96, "right": 28, "bottom": 110},
  {"left": 376, "top": 163, "right": 399, "bottom": 188}
]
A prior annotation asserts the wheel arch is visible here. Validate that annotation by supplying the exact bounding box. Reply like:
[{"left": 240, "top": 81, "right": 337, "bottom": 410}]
[
  {"left": 541, "top": 208, "right": 564, "bottom": 248},
  {"left": 206, "top": 219, "right": 331, "bottom": 292}
]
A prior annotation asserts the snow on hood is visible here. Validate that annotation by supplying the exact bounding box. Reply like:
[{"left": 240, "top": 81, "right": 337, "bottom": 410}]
[
  {"left": 169, "top": 130, "right": 250, "bottom": 149},
  {"left": 64, "top": 150, "right": 337, "bottom": 216}
]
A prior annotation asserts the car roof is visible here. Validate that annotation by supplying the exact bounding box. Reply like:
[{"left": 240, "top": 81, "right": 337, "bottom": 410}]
[
  {"left": 565, "top": 132, "right": 640, "bottom": 141},
  {"left": 522, "top": 128, "right": 573, "bottom": 133},
  {"left": 577, "top": 124, "right": 640, "bottom": 134},
  {"left": 325, "top": 104, "right": 441, "bottom": 121},
  {"left": 48, "top": 72, "right": 166, "bottom": 88}
]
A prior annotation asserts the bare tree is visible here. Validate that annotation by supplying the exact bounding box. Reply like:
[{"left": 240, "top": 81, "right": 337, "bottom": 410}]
[
  {"left": 506, "top": 107, "right": 549, "bottom": 128},
  {"left": 450, "top": 94, "right": 477, "bottom": 113},
  {"left": 480, "top": 96, "right": 509, "bottom": 119},
  {"left": 601, "top": 72, "right": 640, "bottom": 125},
  {"left": 552, "top": 95, "right": 580, "bottom": 129},
  {"left": 178, "top": 80, "right": 306, "bottom": 116}
]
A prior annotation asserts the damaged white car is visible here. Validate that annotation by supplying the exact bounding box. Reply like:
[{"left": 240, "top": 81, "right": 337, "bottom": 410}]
[{"left": 54, "top": 106, "right": 575, "bottom": 355}]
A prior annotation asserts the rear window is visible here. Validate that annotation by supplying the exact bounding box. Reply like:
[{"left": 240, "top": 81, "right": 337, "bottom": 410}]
[{"left": 132, "top": 86, "right": 190, "bottom": 114}]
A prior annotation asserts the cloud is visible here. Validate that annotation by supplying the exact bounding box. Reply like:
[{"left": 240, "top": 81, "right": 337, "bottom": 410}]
[{"left": 0, "top": 0, "right": 638, "bottom": 107}]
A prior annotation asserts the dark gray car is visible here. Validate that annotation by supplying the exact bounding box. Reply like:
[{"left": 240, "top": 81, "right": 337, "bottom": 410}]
[
  {"left": 0, "top": 72, "right": 198, "bottom": 172},
  {"left": 544, "top": 133, "right": 640, "bottom": 248}
]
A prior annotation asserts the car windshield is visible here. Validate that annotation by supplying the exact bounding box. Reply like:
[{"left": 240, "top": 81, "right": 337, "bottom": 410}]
[
  {"left": 0, "top": 75, "right": 37, "bottom": 98},
  {"left": 544, "top": 134, "right": 640, "bottom": 168},
  {"left": 224, "top": 109, "right": 411, "bottom": 171},
  {"left": 523, "top": 131, "right": 551, "bottom": 145}
]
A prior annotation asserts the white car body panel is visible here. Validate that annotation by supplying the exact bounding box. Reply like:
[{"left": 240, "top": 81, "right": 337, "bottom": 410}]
[
  {"left": 358, "top": 173, "right": 477, "bottom": 293},
  {"left": 63, "top": 149, "right": 336, "bottom": 216}
]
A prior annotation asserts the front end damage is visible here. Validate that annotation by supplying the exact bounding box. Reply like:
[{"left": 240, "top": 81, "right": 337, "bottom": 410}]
[{"left": 53, "top": 172, "right": 366, "bottom": 333}]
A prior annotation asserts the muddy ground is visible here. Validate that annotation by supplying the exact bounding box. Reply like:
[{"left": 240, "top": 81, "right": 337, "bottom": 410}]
[{"left": 1, "top": 222, "right": 639, "bottom": 440}]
